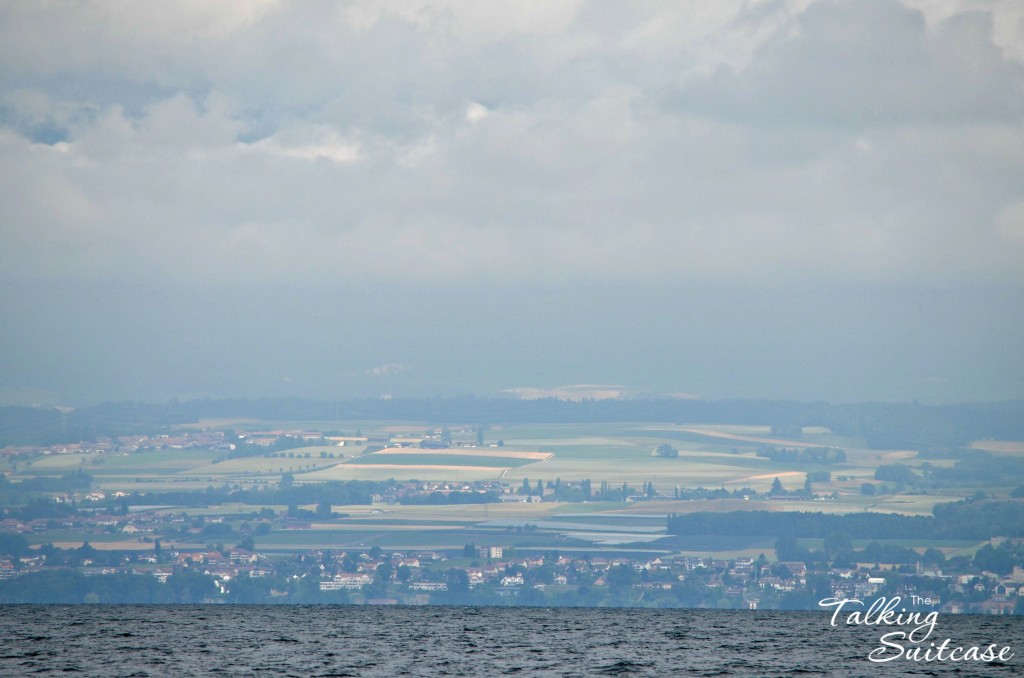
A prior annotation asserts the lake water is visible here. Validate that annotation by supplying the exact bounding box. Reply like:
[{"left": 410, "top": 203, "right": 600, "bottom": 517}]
[{"left": 0, "top": 605, "right": 1020, "bottom": 676}]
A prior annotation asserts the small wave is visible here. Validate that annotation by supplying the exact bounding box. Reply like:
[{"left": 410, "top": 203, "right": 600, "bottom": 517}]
[
  {"left": 272, "top": 636, "right": 300, "bottom": 643},
  {"left": 596, "top": 659, "right": 655, "bottom": 675}
]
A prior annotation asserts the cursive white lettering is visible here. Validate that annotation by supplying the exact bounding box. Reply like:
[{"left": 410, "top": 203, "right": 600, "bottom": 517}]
[{"left": 820, "top": 596, "right": 1014, "bottom": 664}]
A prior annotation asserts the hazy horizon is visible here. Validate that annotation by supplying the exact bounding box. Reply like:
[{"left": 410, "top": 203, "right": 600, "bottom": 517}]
[{"left": 2, "top": 1, "right": 1023, "bottom": 406}]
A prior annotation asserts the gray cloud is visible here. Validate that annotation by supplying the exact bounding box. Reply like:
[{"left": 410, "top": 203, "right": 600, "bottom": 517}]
[
  {"left": 1, "top": 0, "right": 1021, "bottom": 288},
  {"left": 1, "top": 0, "right": 1022, "bottom": 403},
  {"left": 681, "top": 1, "right": 1024, "bottom": 126}
]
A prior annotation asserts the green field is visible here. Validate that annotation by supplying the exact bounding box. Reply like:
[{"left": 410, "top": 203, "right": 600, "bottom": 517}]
[
  {"left": 8, "top": 417, "right": 1021, "bottom": 565},
  {"left": 344, "top": 454, "right": 536, "bottom": 468},
  {"left": 27, "top": 449, "right": 219, "bottom": 474},
  {"left": 300, "top": 466, "right": 502, "bottom": 482},
  {"left": 10, "top": 421, "right": 1021, "bottom": 518}
]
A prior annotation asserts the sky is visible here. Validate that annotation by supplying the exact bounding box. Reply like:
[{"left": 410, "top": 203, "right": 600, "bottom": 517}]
[{"left": 1, "top": 0, "right": 1023, "bottom": 406}]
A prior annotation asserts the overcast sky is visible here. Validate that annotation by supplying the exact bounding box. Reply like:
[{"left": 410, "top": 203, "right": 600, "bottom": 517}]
[{"left": 1, "top": 0, "right": 1023, "bottom": 405}]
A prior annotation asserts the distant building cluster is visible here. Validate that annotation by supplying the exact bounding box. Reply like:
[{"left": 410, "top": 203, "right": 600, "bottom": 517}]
[{"left": 2, "top": 526, "right": 1022, "bottom": 614}]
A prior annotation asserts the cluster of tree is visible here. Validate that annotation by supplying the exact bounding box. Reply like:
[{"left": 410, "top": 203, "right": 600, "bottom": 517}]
[
  {"left": 0, "top": 534, "right": 30, "bottom": 557},
  {"left": 774, "top": 535, "right": 833, "bottom": 564},
  {"left": 972, "top": 541, "right": 1024, "bottom": 576},
  {"left": 666, "top": 500, "right": 1024, "bottom": 541},
  {"left": 654, "top": 444, "right": 678, "bottom": 458},
  {"left": 867, "top": 455, "right": 1024, "bottom": 491},
  {"left": 926, "top": 456, "right": 1024, "bottom": 488},
  {"left": 931, "top": 499, "right": 1024, "bottom": 538},
  {"left": 672, "top": 486, "right": 759, "bottom": 500},
  {"left": 199, "top": 522, "right": 235, "bottom": 538},
  {"left": 283, "top": 502, "right": 344, "bottom": 521},
  {"left": 520, "top": 477, "right": 545, "bottom": 497},
  {"left": 533, "top": 478, "right": 763, "bottom": 502},
  {"left": 852, "top": 542, "right": 930, "bottom": 566},
  {"left": 765, "top": 474, "right": 829, "bottom": 498},
  {"left": 0, "top": 570, "right": 217, "bottom": 604},
  {"left": 756, "top": 446, "right": 846, "bottom": 464},
  {"left": 589, "top": 480, "right": 638, "bottom": 502},
  {"left": 775, "top": 532, "right": 1020, "bottom": 575},
  {"left": 0, "top": 497, "right": 78, "bottom": 521},
  {"left": 543, "top": 478, "right": 588, "bottom": 502},
  {"left": 874, "top": 464, "right": 918, "bottom": 484},
  {"left": 916, "top": 447, "right": 992, "bottom": 462},
  {"left": 35, "top": 541, "right": 133, "bottom": 567},
  {"left": 226, "top": 435, "right": 312, "bottom": 459},
  {"left": 0, "top": 401, "right": 203, "bottom": 447},
  {"left": 0, "top": 470, "right": 91, "bottom": 502},
  {"left": 6, "top": 397, "right": 1024, "bottom": 450}
]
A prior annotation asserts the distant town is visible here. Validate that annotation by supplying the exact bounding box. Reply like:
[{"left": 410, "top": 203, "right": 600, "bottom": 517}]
[{"left": 1, "top": 398, "right": 1023, "bottom": 612}]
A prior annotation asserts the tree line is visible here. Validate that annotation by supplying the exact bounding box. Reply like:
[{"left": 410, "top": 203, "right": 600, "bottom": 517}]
[
  {"left": 666, "top": 499, "right": 1024, "bottom": 541},
  {"left": 4, "top": 397, "right": 1024, "bottom": 449}
]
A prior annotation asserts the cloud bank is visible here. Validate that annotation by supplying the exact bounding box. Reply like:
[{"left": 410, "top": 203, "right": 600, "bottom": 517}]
[
  {"left": 1, "top": 0, "right": 1021, "bottom": 287},
  {"left": 1, "top": 0, "right": 1022, "bottom": 403}
]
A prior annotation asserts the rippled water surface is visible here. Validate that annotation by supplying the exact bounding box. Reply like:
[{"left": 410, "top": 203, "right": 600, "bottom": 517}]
[{"left": 0, "top": 606, "right": 1021, "bottom": 676}]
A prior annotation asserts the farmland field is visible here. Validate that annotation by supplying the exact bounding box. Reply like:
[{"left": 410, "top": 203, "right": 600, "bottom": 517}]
[
  {"left": 372, "top": 447, "right": 552, "bottom": 460},
  {"left": 27, "top": 450, "right": 219, "bottom": 473},
  {"left": 5, "top": 408, "right": 1022, "bottom": 588},
  {"left": 971, "top": 440, "right": 1024, "bottom": 454},
  {"left": 10, "top": 421, "right": 1019, "bottom": 517},
  {"left": 344, "top": 454, "right": 535, "bottom": 468}
]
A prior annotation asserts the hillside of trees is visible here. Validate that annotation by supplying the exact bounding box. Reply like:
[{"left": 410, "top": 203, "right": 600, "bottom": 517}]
[
  {"left": 666, "top": 499, "right": 1024, "bottom": 541},
  {"left": 2, "top": 397, "right": 1023, "bottom": 449}
]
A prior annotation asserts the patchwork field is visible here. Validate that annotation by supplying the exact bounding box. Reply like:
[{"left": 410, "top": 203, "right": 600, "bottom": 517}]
[
  {"left": 295, "top": 445, "right": 555, "bottom": 481},
  {"left": 11, "top": 420, "right": 1020, "bottom": 515},
  {"left": 7, "top": 414, "right": 1021, "bottom": 570},
  {"left": 273, "top": 416, "right": 954, "bottom": 497}
]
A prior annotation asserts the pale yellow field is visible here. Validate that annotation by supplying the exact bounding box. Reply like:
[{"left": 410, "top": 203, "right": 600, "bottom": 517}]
[
  {"left": 733, "top": 470, "right": 808, "bottom": 483},
  {"left": 335, "top": 463, "right": 506, "bottom": 472},
  {"left": 499, "top": 437, "right": 636, "bottom": 447},
  {"left": 188, "top": 457, "right": 336, "bottom": 475},
  {"left": 372, "top": 447, "right": 553, "bottom": 460},
  {"left": 179, "top": 418, "right": 262, "bottom": 429},
  {"left": 310, "top": 522, "right": 463, "bottom": 531},
  {"left": 971, "top": 440, "right": 1024, "bottom": 454},
  {"left": 298, "top": 465, "right": 503, "bottom": 482},
  {"left": 850, "top": 493, "right": 966, "bottom": 516},
  {"left": 336, "top": 502, "right": 558, "bottom": 520},
  {"left": 676, "top": 427, "right": 823, "bottom": 448},
  {"left": 50, "top": 540, "right": 160, "bottom": 551},
  {"left": 599, "top": 499, "right": 767, "bottom": 514},
  {"left": 836, "top": 447, "right": 918, "bottom": 467}
]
